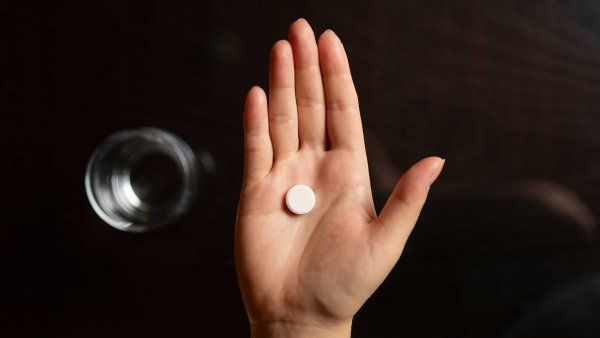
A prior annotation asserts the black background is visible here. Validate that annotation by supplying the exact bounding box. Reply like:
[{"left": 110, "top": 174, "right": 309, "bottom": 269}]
[{"left": 2, "top": 1, "right": 600, "bottom": 337}]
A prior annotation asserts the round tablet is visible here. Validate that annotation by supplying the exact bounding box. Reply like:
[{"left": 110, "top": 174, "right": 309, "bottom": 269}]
[{"left": 285, "top": 185, "right": 316, "bottom": 215}]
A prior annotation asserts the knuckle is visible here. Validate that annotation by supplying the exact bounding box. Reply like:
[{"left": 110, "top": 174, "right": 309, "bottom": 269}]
[
  {"left": 327, "top": 98, "right": 359, "bottom": 112},
  {"left": 297, "top": 95, "right": 325, "bottom": 110},
  {"left": 268, "top": 113, "right": 297, "bottom": 125}
]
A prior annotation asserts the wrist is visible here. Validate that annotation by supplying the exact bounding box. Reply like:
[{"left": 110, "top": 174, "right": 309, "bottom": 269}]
[{"left": 250, "top": 320, "right": 352, "bottom": 338}]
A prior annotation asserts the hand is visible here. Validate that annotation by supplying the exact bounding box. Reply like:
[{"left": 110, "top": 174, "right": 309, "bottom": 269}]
[{"left": 235, "top": 19, "right": 445, "bottom": 338}]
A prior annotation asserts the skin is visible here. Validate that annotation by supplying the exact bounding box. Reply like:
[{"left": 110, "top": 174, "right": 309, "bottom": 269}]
[{"left": 236, "top": 19, "right": 445, "bottom": 338}]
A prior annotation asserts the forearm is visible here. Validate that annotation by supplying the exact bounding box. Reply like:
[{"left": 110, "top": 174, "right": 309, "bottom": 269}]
[{"left": 250, "top": 320, "right": 352, "bottom": 338}]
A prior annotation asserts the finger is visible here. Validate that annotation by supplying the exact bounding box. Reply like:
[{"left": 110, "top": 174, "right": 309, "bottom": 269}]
[
  {"left": 243, "top": 86, "right": 273, "bottom": 181},
  {"left": 318, "top": 30, "right": 363, "bottom": 151},
  {"left": 371, "top": 157, "right": 445, "bottom": 262},
  {"left": 289, "top": 18, "right": 326, "bottom": 150},
  {"left": 269, "top": 40, "right": 299, "bottom": 159}
]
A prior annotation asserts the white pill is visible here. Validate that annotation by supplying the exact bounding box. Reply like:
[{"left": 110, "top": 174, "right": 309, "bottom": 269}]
[{"left": 285, "top": 185, "right": 316, "bottom": 215}]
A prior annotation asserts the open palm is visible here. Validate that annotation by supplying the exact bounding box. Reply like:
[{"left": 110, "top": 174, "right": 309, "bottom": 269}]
[{"left": 235, "top": 19, "right": 444, "bottom": 337}]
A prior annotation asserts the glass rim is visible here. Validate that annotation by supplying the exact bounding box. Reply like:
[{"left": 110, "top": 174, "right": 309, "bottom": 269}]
[{"left": 85, "top": 127, "right": 199, "bottom": 233}]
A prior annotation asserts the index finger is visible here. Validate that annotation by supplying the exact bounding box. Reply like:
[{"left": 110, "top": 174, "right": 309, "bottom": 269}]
[{"left": 318, "top": 30, "right": 364, "bottom": 151}]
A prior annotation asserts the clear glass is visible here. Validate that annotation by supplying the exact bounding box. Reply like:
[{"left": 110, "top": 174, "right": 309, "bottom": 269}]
[{"left": 85, "top": 127, "right": 200, "bottom": 233}]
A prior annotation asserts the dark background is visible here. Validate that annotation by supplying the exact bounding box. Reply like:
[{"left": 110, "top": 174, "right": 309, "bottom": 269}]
[{"left": 2, "top": 0, "right": 600, "bottom": 337}]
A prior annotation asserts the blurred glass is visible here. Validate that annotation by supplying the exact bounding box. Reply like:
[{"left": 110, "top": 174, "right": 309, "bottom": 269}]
[{"left": 85, "top": 128, "right": 200, "bottom": 233}]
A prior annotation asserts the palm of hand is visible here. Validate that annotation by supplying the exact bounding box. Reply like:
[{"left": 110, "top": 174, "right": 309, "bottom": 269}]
[
  {"left": 238, "top": 147, "right": 379, "bottom": 323},
  {"left": 236, "top": 19, "right": 444, "bottom": 330}
]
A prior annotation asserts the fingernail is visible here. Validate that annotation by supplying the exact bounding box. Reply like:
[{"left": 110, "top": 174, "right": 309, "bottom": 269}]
[{"left": 429, "top": 157, "right": 445, "bottom": 185}]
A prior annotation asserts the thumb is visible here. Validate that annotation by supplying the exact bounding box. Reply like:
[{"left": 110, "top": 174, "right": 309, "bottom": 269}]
[{"left": 371, "top": 156, "right": 444, "bottom": 261}]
